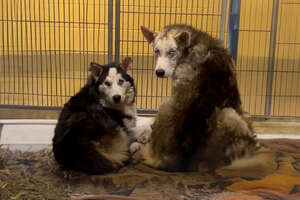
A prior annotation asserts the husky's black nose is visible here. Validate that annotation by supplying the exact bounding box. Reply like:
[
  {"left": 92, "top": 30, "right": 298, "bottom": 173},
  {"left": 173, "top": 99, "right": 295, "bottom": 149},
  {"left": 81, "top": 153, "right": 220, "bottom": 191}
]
[
  {"left": 113, "top": 95, "right": 121, "bottom": 103},
  {"left": 156, "top": 69, "right": 165, "bottom": 77}
]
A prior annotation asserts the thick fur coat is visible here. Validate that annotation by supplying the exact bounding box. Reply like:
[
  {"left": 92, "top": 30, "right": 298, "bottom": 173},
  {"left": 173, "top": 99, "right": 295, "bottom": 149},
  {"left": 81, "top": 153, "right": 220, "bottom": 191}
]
[
  {"left": 52, "top": 58, "right": 136, "bottom": 174},
  {"left": 138, "top": 24, "right": 259, "bottom": 171}
]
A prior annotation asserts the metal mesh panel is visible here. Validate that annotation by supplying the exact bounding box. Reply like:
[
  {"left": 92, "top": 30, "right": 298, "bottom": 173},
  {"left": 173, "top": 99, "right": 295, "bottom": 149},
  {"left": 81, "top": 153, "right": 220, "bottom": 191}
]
[
  {"left": 236, "top": 0, "right": 273, "bottom": 117},
  {"left": 0, "top": 0, "right": 109, "bottom": 107},
  {"left": 118, "top": 0, "right": 225, "bottom": 112},
  {"left": 236, "top": 0, "right": 300, "bottom": 118},
  {"left": 0, "top": 0, "right": 299, "bottom": 119},
  {"left": 270, "top": 0, "right": 300, "bottom": 117}
]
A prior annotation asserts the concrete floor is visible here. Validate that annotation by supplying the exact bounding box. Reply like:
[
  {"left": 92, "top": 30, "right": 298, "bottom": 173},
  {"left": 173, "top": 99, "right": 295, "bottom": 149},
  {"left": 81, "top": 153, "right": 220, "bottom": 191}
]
[{"left": 0, "top": 117, "right": 155, "bottom": 151}]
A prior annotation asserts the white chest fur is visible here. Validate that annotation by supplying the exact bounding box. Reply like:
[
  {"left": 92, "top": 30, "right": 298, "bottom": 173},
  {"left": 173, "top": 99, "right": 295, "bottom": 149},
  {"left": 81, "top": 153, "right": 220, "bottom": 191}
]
[{"left": 122, "top": 104, "right": 137, "bottom": 130}]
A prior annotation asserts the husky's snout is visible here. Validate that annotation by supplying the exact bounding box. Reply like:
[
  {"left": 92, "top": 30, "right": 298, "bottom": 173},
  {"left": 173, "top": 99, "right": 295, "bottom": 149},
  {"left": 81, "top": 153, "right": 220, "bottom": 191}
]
[
  {"left": 155, "top": 69, "right": 165, "bottom": 77},
  {"left": 113, "top": 94, "right": 121, "bottom": 103},
  {"left": 154, "top": 56, "right": 176, "bottom": 78}
]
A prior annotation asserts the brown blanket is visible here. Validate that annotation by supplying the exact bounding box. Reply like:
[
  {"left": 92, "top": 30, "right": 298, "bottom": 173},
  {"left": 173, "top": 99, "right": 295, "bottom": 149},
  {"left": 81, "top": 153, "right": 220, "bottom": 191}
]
[{"left": 1, "top": 139, "right": 300, "bottom": 200}]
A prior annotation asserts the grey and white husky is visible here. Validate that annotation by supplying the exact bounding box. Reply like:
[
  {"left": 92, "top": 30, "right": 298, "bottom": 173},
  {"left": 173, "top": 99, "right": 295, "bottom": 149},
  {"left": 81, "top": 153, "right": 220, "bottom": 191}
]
[
  {"left": 53, "top": 57, "right": 145, "bottom": 174},
  {"left": 136, "top": 24, "right": 259, "bottom": 171}
]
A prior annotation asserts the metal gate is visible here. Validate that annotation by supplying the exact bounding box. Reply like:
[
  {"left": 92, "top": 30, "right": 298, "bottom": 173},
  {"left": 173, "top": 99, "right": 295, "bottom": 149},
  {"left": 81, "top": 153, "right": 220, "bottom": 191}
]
[
  {"left": 116, "top": 0, "right": 227, "bottom": 114},
  {"left": 0, "top": 0, "right": 299, "bottom": 119}
]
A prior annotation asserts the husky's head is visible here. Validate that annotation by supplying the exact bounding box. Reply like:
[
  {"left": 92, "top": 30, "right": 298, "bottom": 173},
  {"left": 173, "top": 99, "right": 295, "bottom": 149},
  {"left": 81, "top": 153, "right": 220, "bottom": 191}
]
[
  {"left": 89, "top": 57, "right": 135, "bottom": 109},
  {"left": 141, "top": 26, "right": 191, "bottom": 78}
]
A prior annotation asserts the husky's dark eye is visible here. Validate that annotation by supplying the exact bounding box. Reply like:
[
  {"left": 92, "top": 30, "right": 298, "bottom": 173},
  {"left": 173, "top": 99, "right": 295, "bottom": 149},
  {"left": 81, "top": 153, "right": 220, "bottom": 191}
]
[
  {"left": 154, "top": 49, "right": 160, "bottom": 56},
  {"left": 104, "top": 81, "right": 111, "bottom": 87},
  {"left": 118, "top": 79, "right": 124, "bottom": 85},
  {"left": 167, "top": 49, "right": 176, "bottom": 58}
]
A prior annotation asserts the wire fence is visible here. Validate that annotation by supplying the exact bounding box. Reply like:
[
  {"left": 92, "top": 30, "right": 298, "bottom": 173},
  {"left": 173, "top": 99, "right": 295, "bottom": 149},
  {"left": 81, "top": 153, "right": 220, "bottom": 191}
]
[
  {"left": 0, "top": 0, "right": 109, "bottom": 107},
  {"left": 118, "top": 0, "right": 225, "bottom": 113},
  {"left": 271, "top": 0, "right": 300, "bottom": 117},
  {"left": 236, "top": 0, "right": 300, "bottom": 118},
  {"left": 0, "top": 0, "right": 299, "bottom": 119}
]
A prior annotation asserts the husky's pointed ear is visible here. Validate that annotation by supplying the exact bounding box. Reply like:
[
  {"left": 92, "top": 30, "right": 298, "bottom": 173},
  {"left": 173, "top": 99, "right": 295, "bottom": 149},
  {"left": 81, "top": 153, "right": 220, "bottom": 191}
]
[
  {"left": 175, "top": 31, "right": 191, "bottom": 47},
  {"left": 89, "top": 62, "right": 104, "bottom": 79},
  {"left": 120, "top": 57, "right": 132, "bottom": 72},
  {"left": 141, "top": 26, "right": 156, "bottom": 45}
]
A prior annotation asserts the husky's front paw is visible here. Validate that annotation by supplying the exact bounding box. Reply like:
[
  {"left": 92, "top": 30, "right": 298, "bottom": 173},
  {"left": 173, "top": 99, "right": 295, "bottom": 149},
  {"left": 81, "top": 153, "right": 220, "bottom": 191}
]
[
  {"left": 129, "top": 142, "right": 142, "bottom": 154},
  {"left": 132, "top": 118, "right": 153, "bottom": 144},
  {"left": 137, "top": 132, "right": 151, "bottom": 144}
]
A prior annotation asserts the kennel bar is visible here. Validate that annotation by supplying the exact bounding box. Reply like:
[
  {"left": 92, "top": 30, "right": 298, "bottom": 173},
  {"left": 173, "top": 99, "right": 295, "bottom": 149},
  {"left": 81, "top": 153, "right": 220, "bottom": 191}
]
[
  {"left": 115, "top": 0, "right": 121, "bottom": 62},
  {"left": 227, "top": 0, "right": 241, "bottom": 61},
  {"left": 265, "top": 0, "right": 279, "bottom": 117},
  {"left": 220, "top": 0, "right": 228, "bottom": 42},
  {"left": 108, "top": 0, "right": 114, "bottom": 63}
]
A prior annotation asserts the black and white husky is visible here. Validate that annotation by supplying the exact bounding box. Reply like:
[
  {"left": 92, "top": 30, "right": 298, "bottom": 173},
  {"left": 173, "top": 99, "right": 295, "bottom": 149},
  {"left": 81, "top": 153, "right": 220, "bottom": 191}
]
[{"left": 53, "top": 57, "right": 140, "bottom": 174}]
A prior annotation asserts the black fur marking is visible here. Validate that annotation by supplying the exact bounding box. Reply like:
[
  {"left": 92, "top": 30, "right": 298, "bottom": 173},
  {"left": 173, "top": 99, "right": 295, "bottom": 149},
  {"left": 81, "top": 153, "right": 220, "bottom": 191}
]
[
  {"left": 97, "top": 64, "right": 134, "bottom": 86},
  {"left": 103, "top": 107, "right": 133, "bottom": 128}
]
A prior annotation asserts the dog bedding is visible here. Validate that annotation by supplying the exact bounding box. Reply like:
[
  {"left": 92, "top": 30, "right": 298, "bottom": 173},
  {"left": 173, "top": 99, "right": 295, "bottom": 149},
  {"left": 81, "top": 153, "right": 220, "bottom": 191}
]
[{"left": 0, "top": 139, "right": 300, "bottom": 200}]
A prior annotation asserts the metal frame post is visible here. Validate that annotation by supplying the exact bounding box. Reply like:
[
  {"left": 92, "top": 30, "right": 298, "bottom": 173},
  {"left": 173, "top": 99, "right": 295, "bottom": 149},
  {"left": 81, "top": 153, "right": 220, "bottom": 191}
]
[
  {"left": 227, "top": 0, "right": 241, "bottom": 61},
  {"left": 264, "top": 0, "right": 279, "bottom": 117},
  {"left": 220, "top": 0, "right": 227, "bottom": 42},
  {"left": 108, "top": 0, "right": 113, "bottom": 63},
  {"left": 115, "top": 0, "right": 120, "bottom": 62}
]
